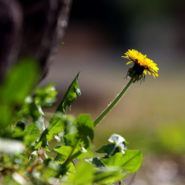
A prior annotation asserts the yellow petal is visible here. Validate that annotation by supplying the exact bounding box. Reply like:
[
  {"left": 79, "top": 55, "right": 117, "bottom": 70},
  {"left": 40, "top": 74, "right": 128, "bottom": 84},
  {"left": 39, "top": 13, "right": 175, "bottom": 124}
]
[
  {"left": 126, "top": 61, "right": 133, "bottom": 65},
  {"left": 143, "top": 70, "right": 147, "bottom": 75}
]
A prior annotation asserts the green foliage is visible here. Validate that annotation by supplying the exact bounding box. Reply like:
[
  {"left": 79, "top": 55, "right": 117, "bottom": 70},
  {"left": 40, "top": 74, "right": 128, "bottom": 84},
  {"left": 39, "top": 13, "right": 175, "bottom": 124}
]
[
  {"left": 35, "top": 73, "right": 80, "bottom": 149},
  {"left": 35, "top": 83, "right": 58, "bottom": 107},
  {"left": 0, "top": 58, "right": 39, "bottom": 127},
  {"left": 100, "top": 150, "right": 143, "bottom": 173},
  {"left": 54, "top": 72, "right": 81, "bottom": 114},
  {"left": 0, "top": 66, "right": 142, "bottom": 185}
]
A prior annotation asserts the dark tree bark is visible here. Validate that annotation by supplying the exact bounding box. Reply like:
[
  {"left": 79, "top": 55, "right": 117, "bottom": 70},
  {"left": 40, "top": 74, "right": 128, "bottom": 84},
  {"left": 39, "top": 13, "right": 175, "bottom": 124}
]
[{"left": 0, "top": 0, "right": 72, "bottom": 83}]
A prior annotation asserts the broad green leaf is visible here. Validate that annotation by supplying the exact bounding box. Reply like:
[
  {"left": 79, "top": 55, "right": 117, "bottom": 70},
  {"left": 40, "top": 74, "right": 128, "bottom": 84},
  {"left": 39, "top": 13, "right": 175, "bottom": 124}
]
[
  {"left": 64, "top": 132, "right": 78, "bottom": 147},
  {"left": 0, "top": 104, "right": 12, "bottom": 127},
  {"left": 36, "top": 114, "right": 75, "bottom": 149},
  {"left": 64, "top": 115, "right": 94, "bottom": 149},
  {"left": 68, "top": 162, "right": 93, "bottom": 185},
  {"left": 75, "top": 114, "right": 94, "bottom": 141},
  {"left": 86, "top": 157, "right": 104, "bottom": 167},
  {"left": 12, "top": 127, "right": 24, "bottom": 140},
  {"left": 58, "top": 162, "right": 76, "bottom": 176},
  {"left": 96, "top": 144, "right": 120, "bottom": 156},
  {"left": 17, "top": 96, "right": 44, "bottom": 123},
  {"left": 35, "top": 83, "right": 57, "bottom": 107},
  {"left": 53, "top": 146, "right": 81, "bottom": 163},
  {"left": 101, "top": 150, "right": 143, "bottom": 173},
  {"left": 121, "top": 150, "right": 142, "bottom": 173},
  {"left": 0, "top": 58, "right": 39, "bottom": 104},
  {"left": 93, "top": 167, "right": 127, "bottom": 184},
  {"left": 0, "top": 58, "right": 39, "bottom": 127},
  {"left": 23, "top": 124, "right": 40, "bottom": 145},
  {"left": 76, "top": 147, "right": 93, "bottom": 161},
  {"left": 47, "top": 114, "right": 75, "bottom": 141},
  {"left": 96, "top": 134, "right": 127, "bottom": 156}
]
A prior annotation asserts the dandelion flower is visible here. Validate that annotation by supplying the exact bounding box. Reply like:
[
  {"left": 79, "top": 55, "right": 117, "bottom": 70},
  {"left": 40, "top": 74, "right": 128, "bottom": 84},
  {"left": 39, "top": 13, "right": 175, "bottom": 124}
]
[{"left": 122, "top": 49, "right": 159, "bottom": 82}]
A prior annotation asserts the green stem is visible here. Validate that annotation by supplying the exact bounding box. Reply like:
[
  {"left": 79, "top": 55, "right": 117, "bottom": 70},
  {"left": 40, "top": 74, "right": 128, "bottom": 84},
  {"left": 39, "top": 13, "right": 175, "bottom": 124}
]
[
  {"left": 94, "top": 77, "right": 134, "bottom": 127},
  {"left": 64, "top": 138, "right": 80, "bottom": 165}
]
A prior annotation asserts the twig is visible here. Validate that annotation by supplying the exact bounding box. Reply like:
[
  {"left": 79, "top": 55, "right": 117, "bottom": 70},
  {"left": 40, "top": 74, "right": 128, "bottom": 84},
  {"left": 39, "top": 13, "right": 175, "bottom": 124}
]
[{"left": 127, "top": 173, "right": 136, "bottom": 185}]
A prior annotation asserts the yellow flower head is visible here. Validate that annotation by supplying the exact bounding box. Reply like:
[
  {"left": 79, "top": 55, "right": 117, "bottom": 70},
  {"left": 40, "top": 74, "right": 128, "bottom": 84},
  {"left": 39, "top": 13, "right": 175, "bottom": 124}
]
[{"left": 122, "top": 49, "right": 159, "bottom": 82}]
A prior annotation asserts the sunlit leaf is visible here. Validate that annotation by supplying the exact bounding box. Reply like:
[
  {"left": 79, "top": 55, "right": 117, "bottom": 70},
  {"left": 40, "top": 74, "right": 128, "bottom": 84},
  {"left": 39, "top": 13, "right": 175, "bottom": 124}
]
[
  {"left": 101, "top": 150, "right": 143, "bottom": 173},
  {"left": 53, "top": 146, "right": 81, "bottom": 163},
  {"left": 53, "top": 72, "right": 81, "bottom": 115},
  {"left": 94, "top": 167, "right": 127, "bottom": 184},
  {"left": 36, "top": 114, "right": 75, "bottom": 149},
  {"left": 75, "top": 114, "right": 94, "bottom": 141},
  {"left": 64, "top": 114, "right": 94, "bottom": 149},
  {"left": 68, "top": 162, "right": 93, "bottom": 185},
  {"left": 36, "top": 73, "right": 80, "bottom": 149},
  {"left": 35, "top": 83, "right": 57, "bottom": 107},
  {"left": 64, "top": 132, "right": 78, "bottom": 147},
  {"left": 48, "top": 72, "right": 80, "bottom": 134},
  {"left": 23, "top": 124, "right": 40, "bottom": 146},
  {"left": 47, "top": 114, "right": 75, "bottom": 141}
]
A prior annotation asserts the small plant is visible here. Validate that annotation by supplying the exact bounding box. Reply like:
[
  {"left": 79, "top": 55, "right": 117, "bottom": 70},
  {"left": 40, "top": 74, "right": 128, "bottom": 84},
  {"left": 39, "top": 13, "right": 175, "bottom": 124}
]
[{"left": 0, "top": 49, "right": 159, "bottom": 185}]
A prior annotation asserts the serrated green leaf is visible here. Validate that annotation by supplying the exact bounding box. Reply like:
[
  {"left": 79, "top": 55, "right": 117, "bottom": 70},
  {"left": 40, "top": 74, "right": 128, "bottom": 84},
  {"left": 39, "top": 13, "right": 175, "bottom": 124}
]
[
  {"left": 100, "top": 150, "right": 143, "bottom": 173},
  {"left": 36, "top": 73, "right": 80, "bottom": 149},
  {"left": 53, "top": 72, "right": 81, "bottom": 115},
  {"left": 23, "top": 124, "right": 40, "bottom": 145}
]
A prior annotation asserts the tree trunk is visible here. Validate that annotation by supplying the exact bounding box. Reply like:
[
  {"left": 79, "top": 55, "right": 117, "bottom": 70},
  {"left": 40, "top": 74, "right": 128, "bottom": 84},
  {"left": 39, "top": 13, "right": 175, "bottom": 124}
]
[{"left": 0, "top": 0, "right": 72, "bottom": 83}]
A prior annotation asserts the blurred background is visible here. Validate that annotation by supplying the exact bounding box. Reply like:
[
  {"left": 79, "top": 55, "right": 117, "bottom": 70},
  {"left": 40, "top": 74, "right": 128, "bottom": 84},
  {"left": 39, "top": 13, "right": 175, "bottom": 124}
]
[{"left": 40, "top": 0, "right": 185, "bottom": 184}]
